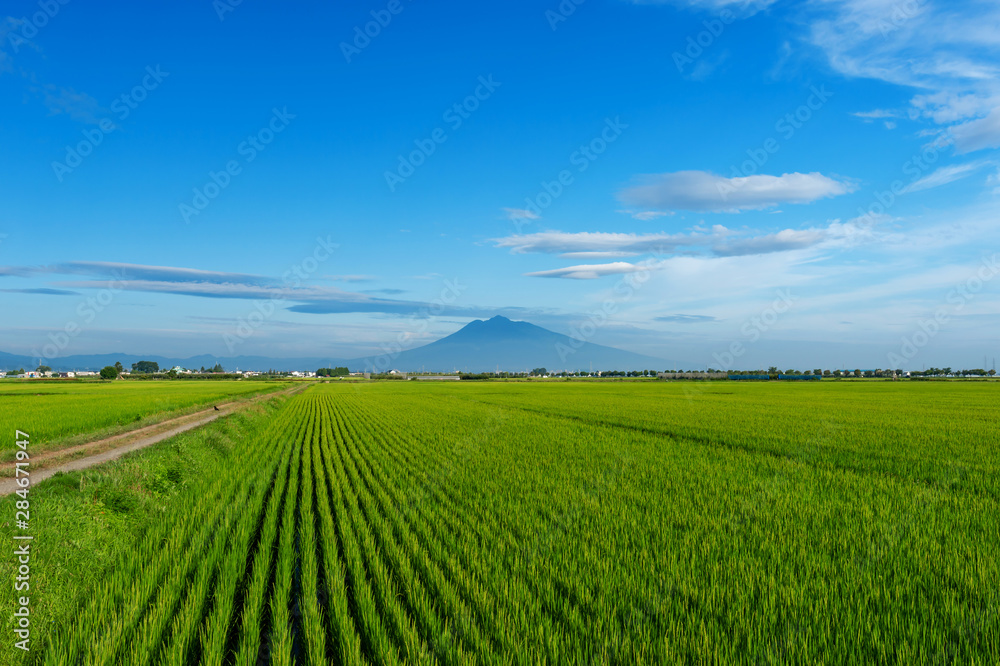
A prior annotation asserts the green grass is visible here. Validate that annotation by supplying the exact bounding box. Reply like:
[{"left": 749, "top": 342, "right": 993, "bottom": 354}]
[
  {"left": 0, "top": 380, "right": 286, "bottom": 458},
  {"left": 5, "top": 380, "right": 998, "bottom": 664},
  {"left": 0, "top": 392, "right": 295, "bottom": 665}
]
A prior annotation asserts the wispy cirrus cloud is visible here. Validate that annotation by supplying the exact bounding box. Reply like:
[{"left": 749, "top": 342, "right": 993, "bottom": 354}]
[
  {"left": 524, "top": 262, "right": 656, "bottom": 280},
  {"left": 498, "top": 218, "right": 882, "bottom": 278},
  {"left": 654, "top": 314, "right": 720, "bottom": 323},
  {"left": 493, "top": 230, "right": 706, "bottom": 256},
  {"left": 0, "top": 287, "right": 79, "bottom": 296},
  {"left": 0, "top": 260, "right": 521, "bottom": 318},
  {"left": 900, "top": 161, "right": 992, "bottom": 194},
  {"left": 617, "top": 170, "right": 855, "bottom": 212},
  {"left": 808, "top": 0, "right": 1000, "bottom": 154},
  {"left": 502, "top": 207, "right": 540, "bottom": 221},
  {"left": 950, "top": 109, "right": 1000, "bottom": 154},
  {"left": 36, "top": 85, "right": 106, "bottom": 125},
  {"left": 628, "top": 0, "right": 777, "bottom": 16}
]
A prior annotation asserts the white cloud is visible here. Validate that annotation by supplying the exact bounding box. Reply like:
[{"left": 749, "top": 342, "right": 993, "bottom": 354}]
[
  {"left": 617, "top": 209, "right": 673, "bottom": 221},
  {"left": 559, "top": 251, "right": 639, "bottom": 259},
  {"left": 629, "top": 0, "right": 777, "bottom": 15},
  {"left": 900, "top": 161, "right": 991, "bottom": 194},
  {"left": 712, "top": 228, "right": 828, "bottom": 256},
  {"left": 852, "top": 108, "right": 902, "bottom": 120},
  {"left": 502, "top": 219, "right": 886, "bottom": 279},
  {"left": 950, "top": 108, "right": 1000, "bottom": 154},
  {"left": 503, "top": 207, "right": 540, "bottom": 221},
  {"left": 618, "top": 170, "right": 855, "bottom": 212},
  {"left": 808, "top": 0, "right": 1000, "bottom": 153},
  {"left": 524, "top": 262, "right": 654, "bottom": 280},
  {"left": 493, "top": 231, "right": 702, "bottom": 255}
]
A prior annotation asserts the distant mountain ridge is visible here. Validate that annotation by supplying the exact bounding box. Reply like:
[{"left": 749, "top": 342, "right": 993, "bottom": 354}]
[
  {"left": 353, "top": 316, "right": 668, "bottom": 372},
  {"left": 0, "top": 316, "right": 669, "bottom": 373}
]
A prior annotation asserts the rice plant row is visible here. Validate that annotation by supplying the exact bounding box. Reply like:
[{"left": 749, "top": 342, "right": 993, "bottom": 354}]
[{"left": 36, "top": 382, "right": 1000, "bottom": 664}]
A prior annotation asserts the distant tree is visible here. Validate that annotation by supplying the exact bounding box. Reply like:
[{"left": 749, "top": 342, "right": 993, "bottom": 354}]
[
  {"left": 36, "top": 365, "right": 52, "bottom": 373},
  {"left": 813, "top": 369, "right": 823, "bottom": 376},
  {"left": 211, "top": 363, "right": 225, "bottom": 373},
  {"left": 317, "top": 367, "right": 349, "bottom": 377},
  {"left": 990, "top": 369, "right": 996, "bottom": 377},
  {"left": 768, "top": 366, "right": 779, "bottom": 375},
  {"left": 99, "top": 366, "right": 118, "bottom": 380},
  {"left": 823, "top": 370, "right": 831, "bottom": 376},
  {"left": 530, "top": 368, "right": 548, "bottom": 376},
  {"left": 132, "top": 361, "right": 159, "bottom": 373},
  {"left": 114, "top": 361, "right": 123, "bottom": 374},
  {"left": 854, "top": 369, "right": 862, "bottom": 377}
]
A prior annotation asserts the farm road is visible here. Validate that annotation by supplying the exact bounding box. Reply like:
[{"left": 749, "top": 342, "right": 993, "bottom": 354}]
[{"left": 0, "top": 385, "right": 300, "bottom": 496}]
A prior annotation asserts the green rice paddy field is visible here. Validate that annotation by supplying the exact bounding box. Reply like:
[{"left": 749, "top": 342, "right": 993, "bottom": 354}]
[
  {"left": 0, "top": 380, "right": 285, "bottom": 459},
  {"left": 2, "top": 380, "right": 997, "bottom": 664}
]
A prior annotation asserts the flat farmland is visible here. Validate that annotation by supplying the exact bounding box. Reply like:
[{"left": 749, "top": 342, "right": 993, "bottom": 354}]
[
  {"left": 0, "top": 380, "right": 285, "bottom": 458},
  {"left": 4, "top": 380, "right": 997, "bottom": 664}
]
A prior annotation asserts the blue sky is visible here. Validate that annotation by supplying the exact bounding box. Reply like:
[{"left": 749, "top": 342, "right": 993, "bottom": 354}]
[{"left": 2, "top": 0, "right": 999, "bottom": 370}]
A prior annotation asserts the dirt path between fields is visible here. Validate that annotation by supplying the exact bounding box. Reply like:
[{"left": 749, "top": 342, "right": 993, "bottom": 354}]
[{"left": 0, "top": 386, "right": 300, "bottom": 496}]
